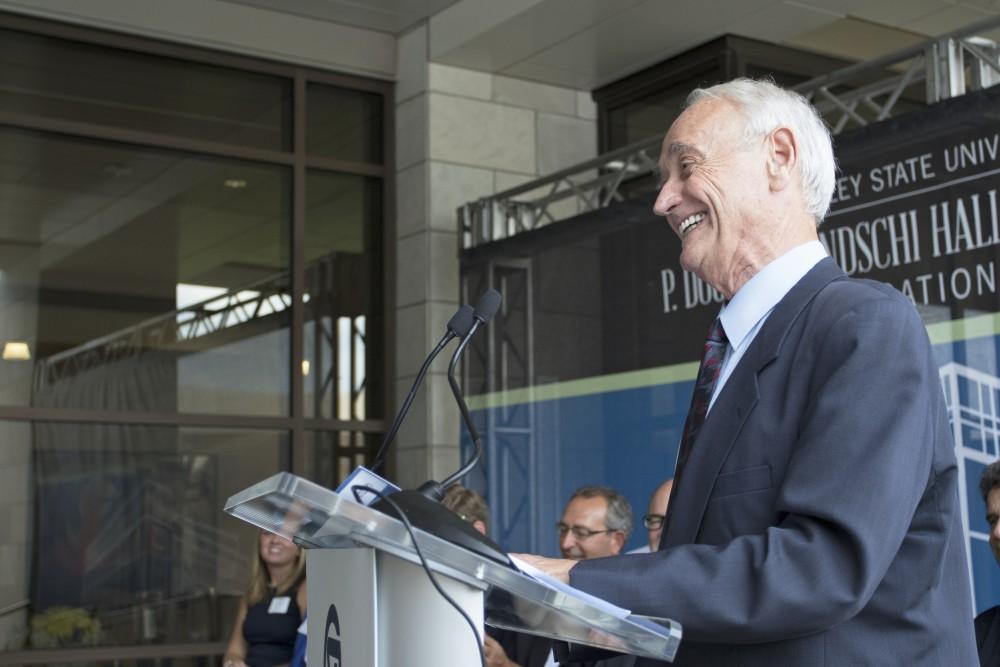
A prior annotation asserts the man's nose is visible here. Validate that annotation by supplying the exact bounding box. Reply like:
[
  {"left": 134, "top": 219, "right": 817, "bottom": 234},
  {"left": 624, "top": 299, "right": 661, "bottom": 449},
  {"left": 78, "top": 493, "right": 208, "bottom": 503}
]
[
  {"left": 653, "top": 180, "right": 681, "bottom": 218},
  {"left": 560, "top": 531, "right": 576, "bottom": 552},
  {"left": 992, "top": 522, "right": 1000, "bottom": 542}
]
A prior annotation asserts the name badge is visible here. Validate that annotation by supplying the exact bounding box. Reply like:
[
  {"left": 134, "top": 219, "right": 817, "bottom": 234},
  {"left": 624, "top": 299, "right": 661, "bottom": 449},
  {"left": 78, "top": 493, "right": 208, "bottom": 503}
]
[{"left": 268, "top": 596, "right": 291, "bottom": 614}]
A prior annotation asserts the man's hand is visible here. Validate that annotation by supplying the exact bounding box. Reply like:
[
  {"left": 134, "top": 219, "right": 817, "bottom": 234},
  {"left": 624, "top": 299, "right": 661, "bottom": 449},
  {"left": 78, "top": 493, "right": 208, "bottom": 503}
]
[
  {"left": 512, "top": 553, "right": 578, "bottom": 584},
  {"left": 484, "top": 635, "right": 520, "bottom": 667}
]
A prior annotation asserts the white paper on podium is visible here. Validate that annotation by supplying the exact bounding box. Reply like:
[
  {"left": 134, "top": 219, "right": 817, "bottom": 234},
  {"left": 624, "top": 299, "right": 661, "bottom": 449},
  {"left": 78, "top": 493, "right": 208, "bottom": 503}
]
[{"left": 509, "top": 555, "right": 631, "bottom": 620}]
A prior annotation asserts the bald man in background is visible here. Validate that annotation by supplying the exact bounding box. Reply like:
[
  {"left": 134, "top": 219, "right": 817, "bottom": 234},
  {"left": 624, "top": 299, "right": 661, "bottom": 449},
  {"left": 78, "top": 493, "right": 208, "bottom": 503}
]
[{"left": 635, "top": 479, "right": 673, "bottom": 553}]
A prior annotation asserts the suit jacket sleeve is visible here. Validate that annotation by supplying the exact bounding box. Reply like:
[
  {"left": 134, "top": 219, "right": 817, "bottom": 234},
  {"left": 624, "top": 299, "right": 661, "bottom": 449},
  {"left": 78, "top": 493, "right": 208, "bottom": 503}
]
[{"left": 570, "top": 288, "right": 946, "bottom": 644}]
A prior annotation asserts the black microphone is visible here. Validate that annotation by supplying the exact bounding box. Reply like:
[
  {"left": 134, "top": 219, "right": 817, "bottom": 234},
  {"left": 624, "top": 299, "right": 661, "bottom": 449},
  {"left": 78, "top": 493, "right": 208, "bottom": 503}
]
[
  {"left": 439, "top": 289, "right": 501, "bottom": 490},
  {"left": 370, "top": 290, "right": 511, "bottom": 567},
  {"left": 370, "top": 305, "right": 475, "bottom": 474}
]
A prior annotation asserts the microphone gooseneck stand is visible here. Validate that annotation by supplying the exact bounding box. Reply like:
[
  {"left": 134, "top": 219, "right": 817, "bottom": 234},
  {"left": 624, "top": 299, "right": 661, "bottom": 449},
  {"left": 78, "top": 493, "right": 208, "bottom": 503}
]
[{"left": 370, "top": 289, "right": 511, "bottom": 566}]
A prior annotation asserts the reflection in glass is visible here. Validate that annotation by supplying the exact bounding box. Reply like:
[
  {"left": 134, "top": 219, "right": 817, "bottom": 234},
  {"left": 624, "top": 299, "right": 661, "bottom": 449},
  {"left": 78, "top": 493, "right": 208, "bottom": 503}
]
[
  {"left": 303, "top": 170, "right": 383, "bottom": 419},
  {"left": 0, "top": 27, "right": 292, "bottom": 150},
  {"left": 1, "top": 422, "right": 288, "bottom": 652},
  {"left": 306, "top": 84, "right": 383, "bottom": 163},
  {"left": 0, "top": 127, "right": 291, "bottom": 415},
  {"left": 303, "top": 430, "right": 381, "bottom": 491}
]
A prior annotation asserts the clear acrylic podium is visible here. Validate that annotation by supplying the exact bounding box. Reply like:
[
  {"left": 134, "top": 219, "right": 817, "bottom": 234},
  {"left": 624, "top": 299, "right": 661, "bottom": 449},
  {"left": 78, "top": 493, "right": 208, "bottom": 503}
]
[{"left": 225, "top": 473, "right": 682, "bottom": 665}]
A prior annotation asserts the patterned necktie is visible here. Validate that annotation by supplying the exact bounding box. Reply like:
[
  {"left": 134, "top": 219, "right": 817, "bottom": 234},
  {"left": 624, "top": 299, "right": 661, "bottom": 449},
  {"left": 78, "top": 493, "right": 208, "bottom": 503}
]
[{"left": 662, "top": 317, "right": 728, "bottom": 531}]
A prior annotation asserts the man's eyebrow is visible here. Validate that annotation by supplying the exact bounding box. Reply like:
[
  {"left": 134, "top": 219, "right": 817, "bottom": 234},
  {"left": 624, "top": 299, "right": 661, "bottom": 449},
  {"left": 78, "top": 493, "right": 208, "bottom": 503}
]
[{"left": 667, "top": 141, "right": 703, "bottom": 157}]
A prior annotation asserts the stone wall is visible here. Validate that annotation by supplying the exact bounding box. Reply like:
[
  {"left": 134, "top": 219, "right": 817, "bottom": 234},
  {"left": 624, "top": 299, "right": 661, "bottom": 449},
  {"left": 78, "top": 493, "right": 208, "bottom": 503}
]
[{"left": 393, "top": 23, "right": 596, "bottom": 486}]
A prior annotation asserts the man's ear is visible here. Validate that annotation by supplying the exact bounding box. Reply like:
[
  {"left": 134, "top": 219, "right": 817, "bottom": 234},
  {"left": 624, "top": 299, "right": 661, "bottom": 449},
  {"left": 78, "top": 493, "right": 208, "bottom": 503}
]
[
  {"left": 767, "top": 127, "right": 797, "bottom": 191},
  {"left": 611, "top": 530, "right": 626, "bottom": 554}
]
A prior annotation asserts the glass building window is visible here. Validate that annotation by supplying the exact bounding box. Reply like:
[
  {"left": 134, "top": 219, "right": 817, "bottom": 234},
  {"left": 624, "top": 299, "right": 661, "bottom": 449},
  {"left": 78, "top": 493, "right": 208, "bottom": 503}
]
[
  {"left": 0, "top": 127, "right": 292, "bottom": 415},
  {"left": 306, "top": 84, "right": 383, "bottom": 164},
  {"left": 3, "top": 421, "right": 288, "bottom": 651},
  {"left": 0, "top": 27, "right": 293, "bottom": 150},
  {"left": 0, "top": 15, "right": 389, "bottom": 664},
  {"left": 303, "top": 170, "right": 383, "bottom": 420},
  {"left": 302, "top": 430, "right": 381, "bottom": 489}
]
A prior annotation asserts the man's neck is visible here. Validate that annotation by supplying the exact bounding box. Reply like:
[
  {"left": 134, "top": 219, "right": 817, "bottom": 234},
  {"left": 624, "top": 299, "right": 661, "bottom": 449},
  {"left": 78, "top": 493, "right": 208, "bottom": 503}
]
[{"left": 721, "top": 222, "right": 818, "bottom": 299}]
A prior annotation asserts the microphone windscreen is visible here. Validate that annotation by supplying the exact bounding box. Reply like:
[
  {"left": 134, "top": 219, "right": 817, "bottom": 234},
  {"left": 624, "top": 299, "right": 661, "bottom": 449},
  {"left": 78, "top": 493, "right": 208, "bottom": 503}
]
[
  {"left": 447, "top": 305, "right": 475, "bottom": 337},
  {"left": 473, "top": 289, "right": 502, "bottom": 323}
]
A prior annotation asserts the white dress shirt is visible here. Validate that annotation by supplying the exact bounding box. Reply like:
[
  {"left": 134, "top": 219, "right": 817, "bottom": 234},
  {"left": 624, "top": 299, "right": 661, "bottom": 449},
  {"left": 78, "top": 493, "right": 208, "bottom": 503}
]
[{"left": 708, "top": 241, "right": 828, "bottom": 412}]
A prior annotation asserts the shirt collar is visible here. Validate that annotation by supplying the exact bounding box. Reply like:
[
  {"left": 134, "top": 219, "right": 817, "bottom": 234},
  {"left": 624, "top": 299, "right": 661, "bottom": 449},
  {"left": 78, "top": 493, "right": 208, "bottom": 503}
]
[{"left": 718, "top": 241, "right": 828, "bottom": 350}]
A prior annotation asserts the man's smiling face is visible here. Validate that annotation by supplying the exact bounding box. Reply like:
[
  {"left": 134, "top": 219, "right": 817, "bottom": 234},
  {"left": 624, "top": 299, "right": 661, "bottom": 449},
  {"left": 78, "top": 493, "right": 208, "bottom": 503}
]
[{"left": 653, "top": 98, "right": 772, "bottom": 296}]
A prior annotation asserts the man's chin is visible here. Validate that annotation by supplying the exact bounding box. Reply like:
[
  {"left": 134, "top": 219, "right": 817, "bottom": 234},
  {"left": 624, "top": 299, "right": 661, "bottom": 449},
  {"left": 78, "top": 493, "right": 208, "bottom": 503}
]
[
  {"left": 678, "top": 250, "right": 701, "bottom": 277},
  {"left": 561, "top": 552, "right": 585, "bottom": 561}
]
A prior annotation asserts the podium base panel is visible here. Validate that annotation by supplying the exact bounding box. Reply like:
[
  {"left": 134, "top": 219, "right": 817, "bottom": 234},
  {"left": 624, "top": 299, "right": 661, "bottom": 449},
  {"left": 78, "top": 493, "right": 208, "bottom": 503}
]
[{"left": 308, "top": 547, "right": 485, "bottom": 666}]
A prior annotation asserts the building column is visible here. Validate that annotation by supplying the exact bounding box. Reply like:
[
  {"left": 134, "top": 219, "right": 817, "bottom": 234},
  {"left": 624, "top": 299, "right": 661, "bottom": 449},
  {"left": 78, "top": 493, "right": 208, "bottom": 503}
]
[{"left": 392, "top": 24, "right": 596, "bottom": 488}]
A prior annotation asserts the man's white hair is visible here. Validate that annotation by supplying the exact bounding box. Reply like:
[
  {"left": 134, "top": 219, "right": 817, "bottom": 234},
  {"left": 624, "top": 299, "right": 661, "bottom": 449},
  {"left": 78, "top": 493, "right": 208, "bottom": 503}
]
[{"left": 686, "top": 78, "right": 836, "bottom": 225}]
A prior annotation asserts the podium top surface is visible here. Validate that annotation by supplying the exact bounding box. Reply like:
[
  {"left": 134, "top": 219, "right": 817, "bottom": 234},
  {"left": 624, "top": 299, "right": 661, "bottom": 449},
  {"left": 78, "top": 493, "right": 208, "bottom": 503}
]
[{"left": 225, "top": 472, "right": 682, "bottom": 662}]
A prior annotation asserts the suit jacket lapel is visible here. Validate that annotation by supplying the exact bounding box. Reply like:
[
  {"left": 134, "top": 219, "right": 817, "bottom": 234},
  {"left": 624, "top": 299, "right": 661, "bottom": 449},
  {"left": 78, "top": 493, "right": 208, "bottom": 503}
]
[{"left": 661, "top": 257, "right": 846, "bottom": 549}]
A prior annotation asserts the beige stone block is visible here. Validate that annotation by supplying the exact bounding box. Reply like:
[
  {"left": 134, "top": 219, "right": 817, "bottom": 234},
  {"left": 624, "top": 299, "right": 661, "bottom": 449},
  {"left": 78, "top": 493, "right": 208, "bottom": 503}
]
[
  {"left": 429, "top": 299, "right": 462, "bottom": 335},
  {"left": 395, "top": 233, "right": 428, "bottom": 308},
  {"left": 495, "top": 170, "right": 536, "bottom": 193},
  {"left": 396, "top": 24, "right": 428, "bottom": 104},
  {"left": 0, "top": 424, "right": 30, "bottom": 466},
  {"left": 1, "top": 503, "right": 29, "bottom": 545},
  {"left": 391, "top": 447, "right": 429, "bottom": 488},
  {"left": 494, "top": 76, "right": 577, "bottom": 116},
  {"left": 394, "top": 375, "right": 428, "bottom": 455},
  {"left": 395, "top": 369, "right": 460, "bottom": 451},
  {"left": 428, "top": 231, "right": 460, "bottom": 302},
  {"left": 395, "top": 303, "right": 430, "bottom": 379},
  {"left": 391, "top": 442, "right": 461, "bottom": 489},
  {"left": 428, "top": 63, "right": 492, "bottom": 100},
  {"left": 394, "top": 301, "right": 460, "bottom": 379},
  {"left": 0, "top": 545, "right": 27, "bottom": 584},
  {"left": 428, "top": 94, "right": 535, "bottom": 173},
  {"left": 396, "top": 94, "right": 427, "bottom": 171},
  {"left": 428, "top": 162, "right": 494, "bottom": 233},
  {"left": 425, "top": 371, "right": 461, "bottom": 448},
  {"left": 577, "top": 90, "right": 597, "bottom": 120},
  {"left": 0, "top": 464, "right": 28, "bottom": 506},
  {"left": 396, "top": 163, "right": 427, "bottom": 240},
  {"left": 536, "top": 112, "right": 597, "bottom": 176},
  {"left": 427, "top": 445, "right": 462, "bottom": 486}
]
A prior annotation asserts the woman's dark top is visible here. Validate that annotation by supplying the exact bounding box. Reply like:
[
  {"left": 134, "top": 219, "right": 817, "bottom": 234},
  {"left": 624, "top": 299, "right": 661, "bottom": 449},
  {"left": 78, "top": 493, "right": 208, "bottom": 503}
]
[{"left": 243, "top": 579, "right": 303, "bottom": 667}]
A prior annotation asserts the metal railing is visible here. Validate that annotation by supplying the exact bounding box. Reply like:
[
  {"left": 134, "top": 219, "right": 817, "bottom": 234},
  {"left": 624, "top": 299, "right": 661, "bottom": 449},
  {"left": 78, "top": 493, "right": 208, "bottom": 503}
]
[{"left": 458, "top": 14, "right": 1000, "bottom": 249}]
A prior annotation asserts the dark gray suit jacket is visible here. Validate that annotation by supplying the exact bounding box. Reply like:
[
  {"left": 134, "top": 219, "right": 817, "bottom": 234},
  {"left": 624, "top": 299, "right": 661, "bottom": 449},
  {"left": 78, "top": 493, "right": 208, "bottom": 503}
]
[{"left": 570, "top": 258, "right": 977, "bottom": 665}]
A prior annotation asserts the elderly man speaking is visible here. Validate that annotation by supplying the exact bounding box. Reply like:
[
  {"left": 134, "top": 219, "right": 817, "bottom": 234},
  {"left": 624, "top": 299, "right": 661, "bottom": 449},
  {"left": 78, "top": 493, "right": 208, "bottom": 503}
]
[{"left": 518, "top": 79, "right": 976, "bottom": 666}]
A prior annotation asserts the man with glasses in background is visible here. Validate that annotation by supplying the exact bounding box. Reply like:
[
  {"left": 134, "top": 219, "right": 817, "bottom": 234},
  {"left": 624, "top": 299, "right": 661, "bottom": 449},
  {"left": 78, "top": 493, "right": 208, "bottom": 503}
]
[
  {"left": 629, "top": 480, "right": 673, "bottom": 554},
  {"left": 557, "top": 486, "right": 632, "bottom": 560},
  {"left": 485, "top": 486, "right": 635, "bottom": 667}
]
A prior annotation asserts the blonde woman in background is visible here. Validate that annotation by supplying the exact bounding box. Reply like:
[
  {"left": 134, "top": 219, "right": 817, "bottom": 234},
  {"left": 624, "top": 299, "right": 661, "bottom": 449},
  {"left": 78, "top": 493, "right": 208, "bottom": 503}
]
[{"left": 223, "top": 531, "right": 307, "bottom": 667}]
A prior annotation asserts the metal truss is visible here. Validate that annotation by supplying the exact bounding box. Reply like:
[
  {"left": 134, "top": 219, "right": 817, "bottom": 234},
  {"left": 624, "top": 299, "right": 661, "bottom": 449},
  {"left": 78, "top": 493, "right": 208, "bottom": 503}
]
[
  {"left": 33, "top": 273, "right": 292, "bottom": 393},
  {"left": 801, "top": 15, "right": 1000, "bottom": 134},
  {"left": 34, "top": 252, "right": 369, "bottom": 431},
  {"left": 459, "top": 14, "right": 1000, "bottom": 250},
  {"left": 459, "top": 137, "right": 661, "bottom": 249}
]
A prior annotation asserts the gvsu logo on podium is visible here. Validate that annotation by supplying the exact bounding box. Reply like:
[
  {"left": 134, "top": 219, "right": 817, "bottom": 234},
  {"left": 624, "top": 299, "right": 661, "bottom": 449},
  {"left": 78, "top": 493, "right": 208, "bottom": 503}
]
[{"left": 324, "top": 604, "right": 342, "bottom": 667}]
